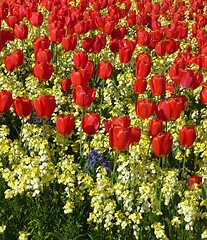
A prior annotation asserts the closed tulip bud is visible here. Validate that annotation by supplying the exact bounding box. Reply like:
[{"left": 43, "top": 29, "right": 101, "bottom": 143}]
[
  {"left": 62, "top": 77, "right": 72, "bottom": 91},
  {"left": 149, "top": 75, "right": 166, "bottom": 95},
  {"left": 135, "top": 61, "right": 151, "bottom": 78},
  {"left": 73, "top": 86, "right": 96, "bottom": 108},
  {"left": 109, "top": 39, "right": 120, "bottom": 52},
  {"left": 135, "top": 99, "right": 156, "bottom": 119},
  {"left": 176, "top": 69, "right": 195, "bottom": 88},
  {"left": 33, "top": 62, "right": 53, "bottom": 82},
  {"left": 5, "top": 15, "right": 20, "bottom": 28},
  {"left": 74, "top": 20, "right": 90, "bottom": 34},
  {"left": 30, "top": 12, "right": 43, "bottom": 27},
  {"left": 13, "top": 96, "right": 34, "bottom": 117},
  {"left": 33, "top": 36, "right": 50, "bottom": 53},
  {"left": 119, "top": 47, "right": 132, "bottom": 63},
  {"left": 71, "top": 69, "right": 90, "bottom": 88},
  {"left": 56, "top": 114, "right": 75, "bottom": 135},
  {"left": 188, "top": 175, "right": 202, "bottom": 189},
  {"left": 130, "top": 127, "right": 141, "bottom": 145},
  {"left": 62, "top": 35, "right": 77, "bottom": 51},
  {"left": 35, "top": 49, "right": 52, "bottom": 63},
  {"left": 152, "top": 132, "right": 173, "bottom": 157},
  {"left": 84, "top": 60, "right": 94, "bottom": 79},
  {"left": 155, "top": 41, "right": 166, "bottom": 56},
  {"left": 103, "top": 20, "right": 114, "bottom": 35},
  {"left": 97, "top": 61, "right": 113, "bottom": 80},
  {"left": 11, "top": 50, "right": 23, "bottom": 67},
  {"left": 149, "top": 117, "right": 163, "bottom": 136},
  {"left": 155, "top": 97, "right": 184, "bottom": 121},
  {"left": 49, "top": 28, "right": 65, "bottom": 44},
  {"left": 4, "top": 55, "right": 15, "bottom": 71},
  {"left": 82, "top": 112, "right": 101, "bottom": 135},
  {"left": 34, "top": 95, "right": 56, "bottom": 119},
  {"left": 73, "top": 51, "right": 88, "bottom": 69},
  {"left": 0, "top": 90, "right": 13, "bottom": 113},
  {"left": 200, "top": 86, "right": 207, "bottom": 104},
  {"left": 134, "top": 77, "right": 147, "bottom": 94},
  {"left": 109, "top": 125, "right": 131, "bottom": 151},
  {"left": 179, "top": 125, "right": 196, "bottom": 147},
  {"left": 13, "top": 23, "right": 28, "bottom": 40}
]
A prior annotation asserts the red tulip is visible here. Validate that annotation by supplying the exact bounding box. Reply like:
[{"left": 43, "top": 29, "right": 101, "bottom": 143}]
[
  {"left": 35, "top": 49, "right": 52, "bottom": 63},
  {"left": 62, "top": 35, "right": 77, "bottom": 51},
  {"left": 176, "top": 69, "right": 195, "bottom": 88},
  {"left": 179, "top": 125, "right": 196, "bottom": 148},
  {"left": 135, "top": 99, "right": 156, "bottom": 119},
  {"left": 34, "top": 95, "right": 56, "bottom": 119},
  {"left": 155, "top": 96, "right": 184, "bottom": 121},
  {"left": 103, "top": 20, "right": 114, "bottom": 35},
  {"left": 13, "top": 23, "right": 28, "bottom": 40},
  {"left": 149, "top": 75, "right": 166, "bottom": 95},
  {"left": 33, "top": 35, "right": 50, "bottom": 53},
  {"left": 73, "top": 86, "right": 96, "bottom": 108},
  {"left": 13, "top": 96, "right": 34, "bottom": 117},
  {"left": 70, "top": 69, "right": 90, "bottom": 88},
  {"left": 135, "top": 60, "right": 151, "bottom": 78},
  {"left": 149, "top": 117, "right": 163, "bottom": 136},
  {"left": 56, "top": 114, "right": 75, "bottom": 135},
  {"left": 62, "top": 77, "right": 72, "bottom": 92},
  {"left": 97, "top": 61, "right": 113, "bottom": 80},
  {"left": 4, "top": 50, "right": 23, "bottom": 71},
  {"left": 130, "top": 127, "right": 141, "bottom": 145},
  {"left": 49, "top": 28, "right": 65, "bottom": 44},
  {"left": 30, "top": 12, "right": 43, "bottom": 27},
  {"left": 82, "top": 112, "right": 101, "bottom": 135},
  {"left": 109, "top": 39, "right": 120, "bottom": 52},
  {"left": 119, "top": 47, "right": 132, "bottom": 63},
  {"left": 73, "top": 51, "right": 88, "bottom": 69},
  {"left": 84, "top": 60, "right": 94, "bottom": 79},
  {"left": 0, "top": 90, "right": 12, "bottom": 113},
  {"left": 152, "top": 132, "right": 173, "bottom": 157},
  {"left": 5, "top": 15, "right": 20, "bottom": 28},
  {"left": 155, "top": 41, "right": 166, "bottom": 56},
  {"left": 200, "top": 86, "right": 207, "bottom": 104},
  {"left": 109, "top": 125, "right": 131, "bottom": 151},
  {"left": 134, "top": 77, "right": 147, "bottom": 94},
  {"left": 74, "top": 20, "right": 90, "bottom": 34},
  {"left": 33, "top": 62, "right": 54, "bottom": 82},
  {"left": 188, "top": 175, "right": 202, "bottom": 189}
]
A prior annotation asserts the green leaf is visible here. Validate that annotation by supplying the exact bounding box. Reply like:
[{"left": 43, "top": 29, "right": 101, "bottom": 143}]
[
  {"left": 201, "top": 184, "right": 207, "bottom": 199},
  {"left": 148, "top": 213, "right": 158, "bottom": 224}
]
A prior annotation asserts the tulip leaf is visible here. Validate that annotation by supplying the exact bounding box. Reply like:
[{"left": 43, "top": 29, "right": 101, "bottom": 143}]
[
  {"left": 148, "top": 213, "right": 158, "bottom": 224},
  {"left": 201, "top": 184, "right": 207, "bottom": 199}
]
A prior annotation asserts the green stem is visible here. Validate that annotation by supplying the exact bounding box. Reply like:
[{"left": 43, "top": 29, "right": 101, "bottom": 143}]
[
  {"left": 147, "top": 137, "right": 151, "bottom": 159},
  {"left": 165, "top": 121, "right": 168, "bottom": 132},
  {"left": 43, "top": 119, "right": 46, "bottom": 140},
  {"left": 111, "top": 150, "right": 119, "bottom": 185},
  {"left": 181, "top": 147, "right": 186, "bottom": 182},
  {"left": 79, "top": 108, "right": 84, "bottom": 161},
  {"left": 19, "top": 118, "right": 24, "bottom": 143},
  {"left": 88, "top": 135, "right": 91, "bottom": 168},
  {"left": 155, "top": 157, "right": 161, "bottom": 202},
  {"left": 99, "top": 80, "right": 105, "bottom": 117}
]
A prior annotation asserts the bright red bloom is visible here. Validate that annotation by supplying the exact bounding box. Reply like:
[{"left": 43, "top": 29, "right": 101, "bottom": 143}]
[
  {"left": 149, "top": 117, "right": 163, "bottom": 136},
  {"left": 155, "top": 96, "right": 184, "bottom": 121},
  {"left": 109, "top": 39, "right": 120, "bottom": 52},
  {"left": 119, "top": 47, "right": 132, "bottom": 63},
  {"left": 35, "top": 49, "right": 52, "bottom": 63},
  {"left": 62, "top": 35, "right": 77, "bottom": 51},
  {"left": 13, "top": 96, "right": 34, "bottom": 117},
  {"left": 84, "top": 60, "right": 94, "bottom": 79},
  {"left": 70, "top": 69, "right": 90, "bottom": 88},
  {"left": 4, "top": 50, "right": 23, "bottom": 71},
  {"left": 103, "top": 20, "right": 114, "bottom": 35},
  {"left": 56, "top": 114, "right": 75, "bottom": 135},
  {"left": 176, "top": 69, "right": 195, "bottom": 88},
  {"left": 34, "top": 95, "right": 56, "bottom": 119},
  {"left": 179, "top": 125, "right": 196, "bottom": 148},
  {"left": 97, "top": 61, "right": 113, "bottom": 80},
  {"left": 33, "top": 36, "right": 50, "bottom": 53},
  {"left": 135, "top": 99, "right": 156, "bottom": 119},
  {"left": 73, "top": 51, "right": 88, "bottom": 69},
  {"left": 73, "top": 86, "right": 96, "bottom": 108},
  {"left": 188, "top": 175, "right": 202, "bottom": 189},
  {"left": 82, "top": 112, "right": 101, "bottom": 135},
  {"left": 30, "top": 12, "right": 43, "bottom": 27},
  {"left": 33, "top": 62, "right": 54, "bottom": 82},
  {"left": 152, "top": 132, "right": 173, "bottom": 157},
  {"left": 200, "top": 86, "right": 207, "bottom": 104},
  {"left": 135, "top": 60, "right": 151, "bottom": 78},
  {"left": 134, "top": 77, "right": 147, "bottom": 94},
  {"left": 62, "top": 77, "right": 72, "bottom": 92},
  {"left": 149, "top": 75, "right": 166, "bottom": 95},
  {"left": 5, "top": 15, "right": 20, "bottom": 28},
  {"left": 155, "top": 41, "right": 166, "bottom": 56},
  {"left": 0, "top": 90, "right": 12, "bottom": 113},
  {"left": 13, "top": 23, "right": 28, "bottom": 40},
  {"left": 49, "top": 28, "right": 65, "bottom": 44}
]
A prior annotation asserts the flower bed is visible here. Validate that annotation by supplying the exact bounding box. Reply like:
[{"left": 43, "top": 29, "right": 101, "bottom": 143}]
[{"left": 0, "top": 0, "right": 207, "bottom": 239}]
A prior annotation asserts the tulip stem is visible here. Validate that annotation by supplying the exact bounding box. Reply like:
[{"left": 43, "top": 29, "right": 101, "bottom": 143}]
[
  {"left": 99, "top": 81, "right": 105, "bottom": 117},
  {"left": 181, "top": 147, "right": 186, "bottom": 182},
  {"left": 147, "top": 137, "right": 151, "bottom": 160},
  {"left": 79, "top": 108, "right": 84, "bottom": 161},
  {"left": 155, "top": 157, "right": 161, "bottom": 206},
  {"left": 19, "top": 118, "right": 24, "bottom": 143},
  {"left": 111, "top": 150, "right": 119, "bottom": 185},
  {"left": 88, "top": 135, "right": 91, "bottom": 167},
  {"left": 42, "top": 119, "right": 46, "bottom": 140}
]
